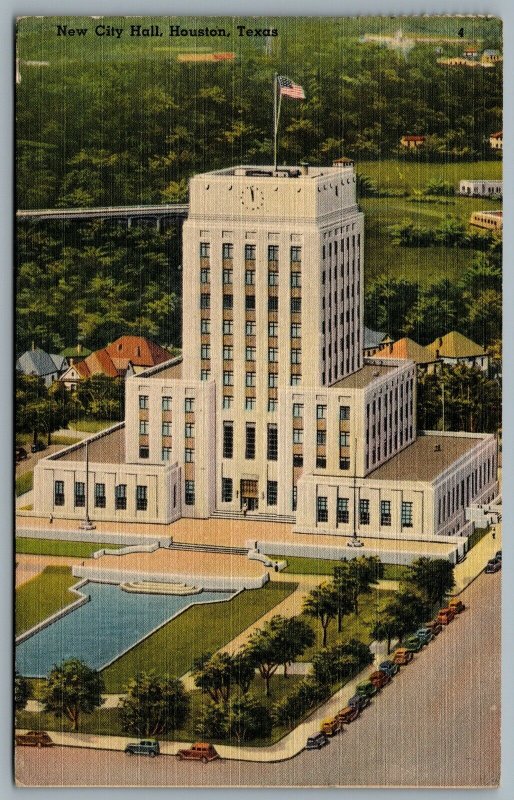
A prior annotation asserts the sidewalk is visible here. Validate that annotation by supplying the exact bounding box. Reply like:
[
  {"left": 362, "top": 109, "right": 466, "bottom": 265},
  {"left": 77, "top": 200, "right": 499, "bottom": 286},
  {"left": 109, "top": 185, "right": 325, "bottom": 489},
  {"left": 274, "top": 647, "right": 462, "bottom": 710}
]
[{"left": 453, "top": 523, "right": 502, "bottom": 593}]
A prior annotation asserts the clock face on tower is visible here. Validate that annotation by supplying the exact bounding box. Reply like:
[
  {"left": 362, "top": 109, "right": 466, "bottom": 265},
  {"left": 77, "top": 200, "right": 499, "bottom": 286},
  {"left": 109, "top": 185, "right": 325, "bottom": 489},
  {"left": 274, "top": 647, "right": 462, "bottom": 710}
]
[{"left": 240, "top": 185, "right": 264, "bottom": 211}]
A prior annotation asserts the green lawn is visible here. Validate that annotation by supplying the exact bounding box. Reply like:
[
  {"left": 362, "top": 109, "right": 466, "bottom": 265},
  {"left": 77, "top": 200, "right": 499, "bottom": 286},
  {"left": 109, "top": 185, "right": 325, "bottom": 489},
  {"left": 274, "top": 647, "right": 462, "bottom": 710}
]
[
  {"left": 358, "top": 158, "right": 502, "bottom": 194},
  {"left": 102, "top": 581, "right": 297, "bottom": 693},
  {"left": 15, "top": 472, "right": 33, "bottom": 497},
  {"left": 267, "top": 554, "right": 409, "bottom": 582},
  {"left": 16, "top": 537, "right": 123, "bottom": 558},
  {"left": 68, "top": 419, "right": 116, "bottom": 433},
  {"left": 16, "top": 566, "right": 79, "bottom": 636}
]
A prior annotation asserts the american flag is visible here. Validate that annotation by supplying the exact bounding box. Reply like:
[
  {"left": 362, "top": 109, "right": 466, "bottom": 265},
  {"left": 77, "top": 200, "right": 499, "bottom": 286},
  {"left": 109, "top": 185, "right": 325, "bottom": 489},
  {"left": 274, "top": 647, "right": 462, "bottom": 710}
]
[{"left": 278, "top": 75, "right": 305, "bottom": 100}]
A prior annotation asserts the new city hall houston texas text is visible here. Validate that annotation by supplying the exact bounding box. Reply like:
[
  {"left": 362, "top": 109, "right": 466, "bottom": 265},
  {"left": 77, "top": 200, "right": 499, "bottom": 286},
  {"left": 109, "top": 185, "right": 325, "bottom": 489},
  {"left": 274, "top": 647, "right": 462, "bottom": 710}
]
[{"left": 32, "top": 160, "right": 499, "bottom": 565}]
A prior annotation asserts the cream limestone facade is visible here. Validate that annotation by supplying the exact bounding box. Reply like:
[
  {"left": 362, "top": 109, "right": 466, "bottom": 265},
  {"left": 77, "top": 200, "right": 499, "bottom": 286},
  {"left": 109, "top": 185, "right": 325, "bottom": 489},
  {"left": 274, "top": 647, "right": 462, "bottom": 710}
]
[{"left": 32, "top": 161, "right": 499, "bottom": 540}]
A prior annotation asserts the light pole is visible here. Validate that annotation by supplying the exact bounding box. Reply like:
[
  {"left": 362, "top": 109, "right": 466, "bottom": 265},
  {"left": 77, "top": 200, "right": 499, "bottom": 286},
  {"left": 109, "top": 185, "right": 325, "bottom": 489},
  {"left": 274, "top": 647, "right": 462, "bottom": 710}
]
[
  {"left": 80, "top": 438, "right": 96, "bottom": 530},
  {"left": 349, "top": 437, "right": 364, "bottom": 548}
]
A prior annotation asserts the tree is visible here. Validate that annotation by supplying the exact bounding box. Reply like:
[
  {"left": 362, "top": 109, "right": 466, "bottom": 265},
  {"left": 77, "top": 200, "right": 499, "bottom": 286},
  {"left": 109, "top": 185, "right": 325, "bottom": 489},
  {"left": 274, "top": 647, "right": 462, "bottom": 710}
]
[
  {"left": 40, "top": 659, "right": 104, "bottom": 731},
  {"left": 371, "top": 616, "right": 399, "bottom": 655},
  {"left": 334, "top": 556, "right": 381, "bottom": 617},
  {"left": 245, "top": 617, "right": 287, "bottom": 697},
  {"left": 331, "top": 565, "right": 356, "bottom": 632},
  {"left": 381, "top": 589, "right": 428, "bottom": 643},
  {"left": 424, "top": 178, "right": 454, "bottom": 196},
  {"left": 268, "top": 615, "right": 315, "bottom": 677},
  {"left": 119, "top": 672, "right": 189, "bottom": 737},
  {"left": 303, "top": 584, "right": 338, "bottom": 647},
  {"left": 407, "top": 557, "right": 455, "bottom": 607},
  {"left": 15, "top": 671, "right": 31, "bottom": 713},
  {"left": 231, "top": 649, "right": 255, "bottom": 695},
  {"left": 192, "top": 651, "right": 235, "bottom": 703},
  {"left": 272, "top": 677, "right": 331, "bottom": 727},
  {"left": 75, "top": 374, "right": 125, "bottom": 421},
  {"left": 224, "top": 695, "right": 272, "bottom": 744}
]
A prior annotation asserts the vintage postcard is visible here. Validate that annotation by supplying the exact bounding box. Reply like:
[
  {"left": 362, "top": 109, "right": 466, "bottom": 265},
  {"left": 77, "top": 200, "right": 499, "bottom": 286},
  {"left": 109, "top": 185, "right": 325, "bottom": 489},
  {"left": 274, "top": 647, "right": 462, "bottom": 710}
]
[{"left": 14, "top": 15, "right": 502, "bottom": 788}]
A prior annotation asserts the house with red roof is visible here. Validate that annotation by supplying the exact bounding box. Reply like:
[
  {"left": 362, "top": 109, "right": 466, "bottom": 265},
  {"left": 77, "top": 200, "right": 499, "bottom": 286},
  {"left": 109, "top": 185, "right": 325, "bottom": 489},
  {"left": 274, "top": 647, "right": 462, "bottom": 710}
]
[{"left": 400, "top": 135, "right": 426, "bottom": 149}]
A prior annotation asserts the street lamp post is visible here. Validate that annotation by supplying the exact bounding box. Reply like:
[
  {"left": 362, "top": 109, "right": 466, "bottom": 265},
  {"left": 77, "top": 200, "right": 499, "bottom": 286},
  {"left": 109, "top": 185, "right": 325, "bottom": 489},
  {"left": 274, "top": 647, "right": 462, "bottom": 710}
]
[{"left": 80, "top": 439, "right": 96, "bottom": 530}]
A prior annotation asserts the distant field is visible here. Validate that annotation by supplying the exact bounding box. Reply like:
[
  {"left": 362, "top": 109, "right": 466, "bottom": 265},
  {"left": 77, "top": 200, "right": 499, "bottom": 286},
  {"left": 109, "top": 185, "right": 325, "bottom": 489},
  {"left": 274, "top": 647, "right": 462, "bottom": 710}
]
[{"left": 357, "top": 159, "right": 502, "bottom": 193}]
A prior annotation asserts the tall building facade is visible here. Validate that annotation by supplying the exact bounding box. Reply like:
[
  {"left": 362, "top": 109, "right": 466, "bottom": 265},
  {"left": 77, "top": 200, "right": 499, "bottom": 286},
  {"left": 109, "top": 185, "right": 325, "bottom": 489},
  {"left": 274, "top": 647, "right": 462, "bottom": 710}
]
[{"left": 34, "top": 161, "right": 499, "bottom": 542}]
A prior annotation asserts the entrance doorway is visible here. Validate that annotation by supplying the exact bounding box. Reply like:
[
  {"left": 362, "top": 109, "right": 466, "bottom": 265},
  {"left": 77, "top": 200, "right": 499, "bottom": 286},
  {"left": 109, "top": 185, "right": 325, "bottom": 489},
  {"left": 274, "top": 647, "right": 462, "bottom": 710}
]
[{"left": 240, "top": 479, "right": 258, "bottom": 512}]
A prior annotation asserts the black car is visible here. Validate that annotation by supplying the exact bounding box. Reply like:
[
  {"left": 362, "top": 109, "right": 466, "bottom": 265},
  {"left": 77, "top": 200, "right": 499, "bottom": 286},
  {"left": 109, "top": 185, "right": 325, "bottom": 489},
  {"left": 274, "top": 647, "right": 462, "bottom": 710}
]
[
  {"left": 348, "top": 694, "right": 370, "bottom": 711},
  {"left": 495, "top": 550, "right": 502, "bottom": 561},
  {"left": 305, "top": 732, "right": 329, "bottom": 750},
  {"left": 31, "top": 440, "right": 46, "bottom": 453},
  {"left": 485, "top": 559, "right": 501, "bottom": 573}
]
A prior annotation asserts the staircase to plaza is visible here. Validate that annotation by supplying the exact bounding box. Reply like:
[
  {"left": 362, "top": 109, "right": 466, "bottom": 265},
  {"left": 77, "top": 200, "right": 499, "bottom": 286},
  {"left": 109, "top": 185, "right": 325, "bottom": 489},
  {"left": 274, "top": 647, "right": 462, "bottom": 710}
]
[
  {"left": 167, "top": 540, "right": 249, "bottom": 556},
  {"left": 210, "top": 509, "right": 296, "bottom": 524}
]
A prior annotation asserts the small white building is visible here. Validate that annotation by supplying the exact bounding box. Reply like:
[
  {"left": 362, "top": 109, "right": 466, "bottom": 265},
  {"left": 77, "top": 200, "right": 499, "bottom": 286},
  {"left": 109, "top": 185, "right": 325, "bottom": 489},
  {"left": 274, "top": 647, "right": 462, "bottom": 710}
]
[{"left": 459, "top": 179, "right": 502, "bottom": 197}]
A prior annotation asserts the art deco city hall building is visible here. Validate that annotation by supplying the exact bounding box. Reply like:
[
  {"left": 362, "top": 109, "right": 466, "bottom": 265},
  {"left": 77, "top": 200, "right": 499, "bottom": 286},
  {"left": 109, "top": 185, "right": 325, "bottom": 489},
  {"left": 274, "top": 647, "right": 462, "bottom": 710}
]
[{"left": 34, "top": 161, "right": 498, "bottom": 542}]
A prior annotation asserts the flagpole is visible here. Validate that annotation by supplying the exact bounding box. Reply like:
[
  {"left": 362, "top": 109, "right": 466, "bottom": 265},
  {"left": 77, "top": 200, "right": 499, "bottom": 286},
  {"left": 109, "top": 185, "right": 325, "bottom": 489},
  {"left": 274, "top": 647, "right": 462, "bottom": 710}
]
[{"left": 273, "top": 72, "right": 278, "bottom": 171}]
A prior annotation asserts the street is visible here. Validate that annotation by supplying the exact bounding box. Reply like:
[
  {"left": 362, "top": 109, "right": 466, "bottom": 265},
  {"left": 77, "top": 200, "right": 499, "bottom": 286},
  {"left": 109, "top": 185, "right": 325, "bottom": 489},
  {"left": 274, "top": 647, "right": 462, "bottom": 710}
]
[{"left": 15, "top": 570, "right": 500, "bottom": 788}]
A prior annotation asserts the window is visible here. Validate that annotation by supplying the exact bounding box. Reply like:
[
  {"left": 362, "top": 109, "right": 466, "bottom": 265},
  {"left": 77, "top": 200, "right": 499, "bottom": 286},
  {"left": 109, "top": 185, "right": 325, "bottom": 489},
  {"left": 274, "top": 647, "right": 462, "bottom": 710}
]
[
  {"left": 268, "top": 372, "right": 278, "bottom": 388},
  {"left": 245, "top": 295, "right": 255, "bottom": 310},
  {"left": 293, "top": 428, "right": 303, "bottom": 444},
  {"left": 268, "top": 322, "right": 278, "bottom": 337},
  {"left": 339, "top": 457, "right": 350, "bottom": 470},
  {"left": 223, "top": 422, "right": 233, "bottom": 459},
  {"left": 246, "top": 321, "right": 256, "bottom": 336},
  {"left": 139, "top": 419, "right": 149, "bottom": 435},
  {"left": 291, "top": 298, "right": 301, "bottom": 313},
  {"left": 317, "top": 430, "right": 326, "bottom": 445},
  {"left": 201, "top": 369, "right": 210, "bottom": 381},
  {"left": 201, "top": 344, "right": 211, "bottom": 360},
  {"left": 291, "top": 374, "right": 301, "bottom": 386},
  {"left": 317, "top": 404, "right": 327, "bottom": 420},
  {"left": 223, "top": 319, "right": 233, "bottom": 335},
  {"left": 54, "top": 480, "right": 65, "bottom": 506},
  {"left": 401, "top": 501, "right": 413, "bottom": 528},
  {"left": 74, "top": 482, "right": 85, "bottom": 508},
  {"left": 222, "top": 268, "right": 233, "bottom": 285},
  {"left": 291, "top": 272, "right": 301, "bottom": 288},
  {"left": 292, "top": 485, "right": 298, "bottom": 511},
  {"left": 162, "top": 422, "right": 172, "bottom": 436},
  {"left": 316, "top": 456, "right": 326, "bottom": 468},
  {"left": 139, "top": 395, "right": 149, "bottom": 410},
  {"left": 95, "top": 483, "right": 106, "bottom": 508},
  {"left": 246, "top": 347, "right": 256, "bottom": 361},
  {"left": 291, "top": 323, "right": 301, "bottom": 338},
  {"left": 139, "top": 446, "right": 149, "bottom": 459},
  {"left": 162, "top": 447, "right": 172, "bottom": 461},
  {"left": 340, "top": 431, "right": 350, "bottom": 447},
  {"left": 201, "top": 318, "right": 210, "bottom": 334},
  {"left": 293, "top": 454, "right": 303, "bottom": 467},
  {"left": 200, "top": 267, "right": 210, "bottom": 283},
  {"left": 268, "top": 244, "right": 279, "bottom": 262},
  {"left": 222, "top": 477, "right": 233, "bottom": 502},
  {"left": 267, "top": 480, "right": 278, "bottom": 506},
  {"left": 291, "top": 349, "right": 301, "bottom": 364},
  {"left": 359, "top": 499, "right": 370, "bottom": 525},
  {"left": 162, "top": 396, "right": 172, "bottom": 411},
  {"left": 267, "top": 424, "right": 278, "bottom": 460},
  {"left": 245, "top": 269, "right": 255, "bottom": 285},
  {"left": 223, "top": 294, "right": 233, "bottom": 309},
  {"left": 317, "top": 496, "right": 328, "bottom": 522},
  {"left": 245, "top": 372, "right": 256, "bottom": 387},
  {"left": 223, "top": 345, "right": 233, "bottom": 360},
  {"left": 245, "top": 423, "right": 256, "bottom": 460},
  {"left": 185, "top": 422, "right": 195, "bottom": 438},
  {"left": 268, "top": 296, "right": 278, "bottom": 312},
  {"left": 200, "top": 242, "right": 210, "bottom": 258},
  {"left": 268, "top": 398, "right": 278, "bottom": 412},
  {"left": 380, "top": 500, "right": 391, "bottom": 526},
  {"left": 200, "top": 293, "right": 210, "bottom": 309},
  {"left": 185, "top": 398, "right": 194, "bottom": 412},
  {"left": 293, "top": 403, "right": 303, "bottom": 418},
  {"left": 115, "top": 484, "right": 126, "bottom": 510},
  {"left": 222, "top": 243, "right": 233, "bottom": 260},
  {"left": 339, "top": 405, "right": 350, "bottom": 421},
  {"left": 268, "top": 347, "right": 278, "bottom": 362},
  {"left": 245, "top": 244, "right": 256, "bottom": 260},
  {"left": 223, "top": 371, "right": 234, "bottom": 386},
  {"left": 185, "top": 448, "right": 194, "bottom": 463},
  {"left": 268, "top": 271, "right": 279, "bottom": 286},
  {"left": 223, "top": 395, "right": 233, "bottom": 409},
  {"left": 245, "top": 397, "right": 256, "bottom": 410},
  {"left": 185, "top": 480, "right": 195, "bottom": 505},
  {"left": 291, "top": 246, "right": 302, "bottom": 262},
  {"left": 337, "top": 497, "right": 349, "bottom": 524}
]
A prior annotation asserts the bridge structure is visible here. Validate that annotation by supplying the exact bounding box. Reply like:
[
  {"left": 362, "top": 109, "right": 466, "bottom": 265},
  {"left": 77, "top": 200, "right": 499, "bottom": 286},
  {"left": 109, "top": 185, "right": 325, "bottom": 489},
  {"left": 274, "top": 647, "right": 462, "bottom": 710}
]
[{"left": 16, "top": 204, "right": 189, "bottom": 230}]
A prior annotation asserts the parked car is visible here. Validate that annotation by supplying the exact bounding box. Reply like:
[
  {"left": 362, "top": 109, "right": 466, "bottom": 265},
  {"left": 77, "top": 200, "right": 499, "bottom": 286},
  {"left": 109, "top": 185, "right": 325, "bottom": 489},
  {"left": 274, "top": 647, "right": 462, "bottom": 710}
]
[
  {"left": 424, "top": 620, "right": 443, "bottom": 636},
  {"left": 30, "top": 440, "right": 46, "bottom": 453},
  {"left": 355, "top": 680, "right": 378, "bottom": 699},
  {"left": 369, "top": 670, "right": 391, "bottom": 689},
  {"left": 485, "top": 559, "right": 501, "bottom": 573},
  {"left": 125, "top": 739, "right": 160, "bottom": 757},
  {"left": 15, "top": 730, "right": 54, "bottom": 748},
  {"left": 378, "top": 660, "right": 399, "bottom": 677},
  {"left": 15, "top": 446, "right": 28, "bottom": 462},
  {"left": 177, "top": 743, "right": 220, "bottom": 762},
  {"left": 393, "top": 648, "right": 413, "bottom": 666},
  {"left": 448, "top": 599, "right": 465, "bottom": 614},
  {"left": 403, "top": 635, "right": 424, "bottom": 653},
  {"left": 437, "top": 607, "right": 456, "bottom": 625},
  {"left": 320, "top": 716, "right": 341, "bottom": 736},
  {"left": 306, "top": 732, "right": 329, "bottom": 750},
  {"left": 336, "top": 705, "right": 360, "bottom": 724},
  {"left": 348, "top": 694, "right": 370, "bottom": 711},
  {"left": 414, "top": 627, "right": 435, "bottom": 645}
]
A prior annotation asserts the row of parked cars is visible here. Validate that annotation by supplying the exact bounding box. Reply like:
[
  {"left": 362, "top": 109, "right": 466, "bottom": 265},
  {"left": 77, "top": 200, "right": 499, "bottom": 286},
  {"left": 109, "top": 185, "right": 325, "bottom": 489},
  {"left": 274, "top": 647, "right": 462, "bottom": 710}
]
[
  {"left": 485, "top": 550, "right": 502, "bottom": 574},
  {"left": 306, "top": 597, "right": 466, "bottom": 750}
]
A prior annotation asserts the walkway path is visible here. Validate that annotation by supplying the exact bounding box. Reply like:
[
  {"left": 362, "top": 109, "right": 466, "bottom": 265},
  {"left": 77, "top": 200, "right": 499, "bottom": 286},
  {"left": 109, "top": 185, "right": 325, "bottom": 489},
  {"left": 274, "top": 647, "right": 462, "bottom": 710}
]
[{"left": 453, "top": 522, "right": 501, "bottom": 592}]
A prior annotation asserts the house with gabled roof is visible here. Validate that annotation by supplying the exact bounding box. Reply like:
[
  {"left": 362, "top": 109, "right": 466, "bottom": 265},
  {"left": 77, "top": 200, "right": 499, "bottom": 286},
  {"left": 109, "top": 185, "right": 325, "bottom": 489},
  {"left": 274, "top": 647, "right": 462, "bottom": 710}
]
[
  {"left": 16, "top": 347, "right": 68, "bottom": 387},
  {"left": 363, "top": 326, "right": 393, "bottom": 357},
  {"left": 426, "top": 332, "right": 489, "bottom": 373},
  {"left": 374, "top": 337, "right": 436, "bottom": 371}
]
